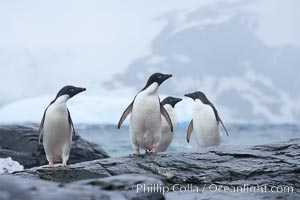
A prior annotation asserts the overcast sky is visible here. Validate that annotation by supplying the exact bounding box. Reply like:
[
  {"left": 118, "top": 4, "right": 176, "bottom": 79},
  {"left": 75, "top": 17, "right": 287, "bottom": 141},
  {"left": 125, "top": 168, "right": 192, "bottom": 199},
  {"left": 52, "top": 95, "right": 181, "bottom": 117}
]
[{"left": 0, "top": 0, "right": 299, "bottom": 123}]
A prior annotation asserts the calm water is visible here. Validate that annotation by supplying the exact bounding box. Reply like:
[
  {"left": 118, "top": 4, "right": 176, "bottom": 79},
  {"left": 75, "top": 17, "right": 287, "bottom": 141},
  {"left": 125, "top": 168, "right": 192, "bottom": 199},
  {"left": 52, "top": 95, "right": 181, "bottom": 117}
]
[{"left": 76, "top": 124, "right": 300, "bottom": 157}]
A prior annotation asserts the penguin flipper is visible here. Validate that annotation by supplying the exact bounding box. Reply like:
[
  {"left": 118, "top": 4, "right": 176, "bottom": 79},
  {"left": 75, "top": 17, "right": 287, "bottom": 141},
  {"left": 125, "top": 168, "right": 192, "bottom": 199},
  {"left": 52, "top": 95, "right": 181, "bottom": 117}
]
[
  {"left": 118, "top": 101, "right": 133, "bottom": 129},
  {"left": 160, "top": 104, "right": 173, "bottom": 132},
  {"left": 218, "top": 116, "right": 229, "bottom": 136},
  {"left": 37, "top": 110, "right": 46, "bottom": 149},
  {"left": 68, "top": 109, "right": 77, "bottom": 146},
  {"left": 186, "top": 120, "right": 193, "bottom": 143}
]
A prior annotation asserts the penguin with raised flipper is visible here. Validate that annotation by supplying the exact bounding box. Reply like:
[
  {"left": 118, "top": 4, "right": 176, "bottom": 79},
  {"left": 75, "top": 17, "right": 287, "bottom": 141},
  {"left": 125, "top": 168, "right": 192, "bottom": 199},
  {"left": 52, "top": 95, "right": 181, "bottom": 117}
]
[
  {"left": 118, "top": 73, "right": 173, "bottom": 155},
  {"left": 157, "top": 96, "right": 182, "bottom": 152}
]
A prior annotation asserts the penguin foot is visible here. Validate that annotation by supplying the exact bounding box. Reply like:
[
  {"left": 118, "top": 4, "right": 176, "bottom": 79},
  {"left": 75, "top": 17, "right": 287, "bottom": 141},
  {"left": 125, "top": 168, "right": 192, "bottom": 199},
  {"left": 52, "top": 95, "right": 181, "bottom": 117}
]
[
  {"left": 144, "top": 150, "right": 151, "bottom": 155},
  {"left": 129, "top": 149, "right": 140, "bottom": 156},
  {"left": 47, "top": 162, "right": 54, "bottom": 168},
  {"left": 149, "top": 147, "right": 157, "bottom": 154},
  {"left": 60, "top": 162, "right": 67, "bottom": 167}
]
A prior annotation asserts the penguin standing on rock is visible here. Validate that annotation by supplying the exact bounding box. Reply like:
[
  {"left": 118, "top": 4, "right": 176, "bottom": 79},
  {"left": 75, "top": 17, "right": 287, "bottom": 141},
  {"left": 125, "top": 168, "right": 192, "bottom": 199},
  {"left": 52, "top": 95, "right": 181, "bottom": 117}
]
[
  {"left": 38, "top": 85, "right": 86, "bottom": 167},
  {"left": 118, "top": 73, "right": 173, "bottom": 155},
  {"left": 157, "top": 96, "right": 182, "bottom": 152},
  {"left": 185, "top": 91, "right": 228, "bottom": 148}
]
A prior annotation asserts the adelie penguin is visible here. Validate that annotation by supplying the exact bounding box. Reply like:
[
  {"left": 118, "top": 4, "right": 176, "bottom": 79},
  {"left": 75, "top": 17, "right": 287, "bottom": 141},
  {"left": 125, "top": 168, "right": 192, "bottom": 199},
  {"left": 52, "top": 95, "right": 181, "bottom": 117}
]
[
  {"left": 185, "top": 91, "right": 229, "bottom": 148},
  {"left": 118, "top": 73, "right": 173, "bottom": 155},
  {"left": 157, "top": 96, "right": 182, "bottom": 152},
  {"left": 38, "top": 85, "right": 86, "bottom": 167}
]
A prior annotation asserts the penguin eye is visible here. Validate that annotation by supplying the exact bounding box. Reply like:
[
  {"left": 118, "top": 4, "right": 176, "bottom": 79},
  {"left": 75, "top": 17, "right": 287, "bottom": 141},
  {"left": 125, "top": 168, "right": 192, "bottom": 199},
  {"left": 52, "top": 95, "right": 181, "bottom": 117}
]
[
  {"left": 158, "top": 75, "right": 162, "bottom": 79},
  {"left": 70, "top": 89, "right": 74, "bottom": 92}
]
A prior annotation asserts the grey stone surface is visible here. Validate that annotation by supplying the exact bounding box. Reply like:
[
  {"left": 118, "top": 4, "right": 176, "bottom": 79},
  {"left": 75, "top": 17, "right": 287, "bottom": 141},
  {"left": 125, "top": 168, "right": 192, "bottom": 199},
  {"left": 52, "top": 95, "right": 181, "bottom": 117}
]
[
  {"left": 1, "top": 124, "right": 298, "bottom": 199},
  {"left": 0, "top": 174, "right": 164, "bottom": 200},
  {"left": 21, "top": 139, "right": 299, "bottom": 186},
  {"left": 13, "top": 138, "right": 299, "bottom": 199},
  {"left": 0, "top": 125, "right": 109, "bottom": 168}
]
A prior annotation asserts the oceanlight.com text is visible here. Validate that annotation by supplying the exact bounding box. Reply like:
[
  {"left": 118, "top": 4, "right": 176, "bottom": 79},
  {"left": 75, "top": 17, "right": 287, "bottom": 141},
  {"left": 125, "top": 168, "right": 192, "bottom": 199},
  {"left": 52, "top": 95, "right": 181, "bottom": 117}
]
[{"left": 125, "top": 183, "right": 295, "bottom": 195}]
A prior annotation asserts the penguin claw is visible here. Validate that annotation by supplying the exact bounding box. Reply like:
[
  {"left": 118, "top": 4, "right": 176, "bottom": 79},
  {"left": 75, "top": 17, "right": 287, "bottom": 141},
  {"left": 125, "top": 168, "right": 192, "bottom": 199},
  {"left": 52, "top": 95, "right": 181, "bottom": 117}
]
[
  {"left": 45, "top": 163, "right": 54, "bottom": 168},
  {"left": 60, "top": 162, "right": 67, "bottom": 167},
  {"left": 149, "top": 148, "right": 157, "bottom": 154},
  {"left": 129, "top": 149, "right": 140, "bottom": 157}
]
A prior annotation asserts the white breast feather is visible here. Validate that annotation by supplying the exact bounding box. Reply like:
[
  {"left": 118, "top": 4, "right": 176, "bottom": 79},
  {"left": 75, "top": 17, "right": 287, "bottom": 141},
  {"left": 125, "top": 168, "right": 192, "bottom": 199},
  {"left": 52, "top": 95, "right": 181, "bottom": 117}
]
[
  {"left": 193, "top": 100, "right": 220, "bottom": 148},
  {"left": 129, "top": 83, "right": 162, "bottom": 150},
  {"left": 43, "top": 95, "right": 72, "bottom": 162},
  {"left": 157, "top": 104, "right": 177, "bottom": 152}
]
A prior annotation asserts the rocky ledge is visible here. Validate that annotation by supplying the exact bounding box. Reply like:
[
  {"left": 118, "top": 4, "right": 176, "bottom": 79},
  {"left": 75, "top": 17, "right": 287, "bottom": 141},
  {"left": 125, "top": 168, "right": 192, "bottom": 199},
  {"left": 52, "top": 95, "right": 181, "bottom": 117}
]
[
  {"left": 0, "top": 125, "right": 109, "bottom": 168},
  {"left": 0, "top": 174, "right": 165, "bottom": 200},
  {"left": 11, "top": 138, "right": 300, "bottom": 200}
]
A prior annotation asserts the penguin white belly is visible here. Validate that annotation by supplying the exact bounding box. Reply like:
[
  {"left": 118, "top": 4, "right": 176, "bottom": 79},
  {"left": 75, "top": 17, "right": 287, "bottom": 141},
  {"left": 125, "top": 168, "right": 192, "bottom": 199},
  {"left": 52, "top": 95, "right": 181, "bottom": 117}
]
[
  {"left": 130, "top": 93, "right": 162, "bottom": 150},
  {"left": 157, "top": 106, "right": 176, "bottom": 152},
  {"left": 43, "top": 106, "right": 72, "bottom": 162},
  {"left": 193, "top": 104, "right": 220, "bottom": 148}
]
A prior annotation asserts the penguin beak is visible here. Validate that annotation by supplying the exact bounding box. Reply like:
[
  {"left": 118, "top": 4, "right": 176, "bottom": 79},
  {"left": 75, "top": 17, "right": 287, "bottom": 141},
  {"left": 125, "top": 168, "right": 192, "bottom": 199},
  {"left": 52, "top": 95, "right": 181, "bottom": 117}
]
[
  {"left": 184, "top": 93, "right": 194, "bottom": 100},
  {"left": 76, "top": 87, "right": 86, "bottom": 94},
  {"left": 163, "top": 74, "right": 172, "bottom": 81},
  {"left": 174, "top": 98, "right": 182, "bottom": 105}
]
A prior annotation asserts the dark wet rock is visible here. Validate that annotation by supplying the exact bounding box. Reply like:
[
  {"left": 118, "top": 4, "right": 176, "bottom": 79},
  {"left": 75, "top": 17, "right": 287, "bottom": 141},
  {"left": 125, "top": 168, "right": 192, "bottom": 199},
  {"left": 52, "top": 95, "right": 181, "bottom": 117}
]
[
  {"left": 21, "top": 138, "right": 300, "bottom": 187},
  {"left": 165, "top": 190, "right": 300, "bottom": 200},
  {"left": 14, "top": 138, "right": 300, "bottom": 200},
  {"left": 0, "top": 139, "right": 300, "bottom": 200},
  {"left": 0, "top": 125, "right": 109, "bottom": 168},
  {"left": 0, "top": 174, "right": 164, "bottom": 200}
]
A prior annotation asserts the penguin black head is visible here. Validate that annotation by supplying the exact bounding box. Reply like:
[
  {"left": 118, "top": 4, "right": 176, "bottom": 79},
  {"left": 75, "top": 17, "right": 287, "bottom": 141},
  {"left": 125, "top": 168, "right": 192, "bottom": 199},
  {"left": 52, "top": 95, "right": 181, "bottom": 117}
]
[
  {"left": 184, "top": 91, "right": 211, "bottom": 105},
  {"left": 55, "top": 85, "right": 86, "bottom": 99},
  {"left": 185, "top": 91, "right": 229, "bottom": 136},
  {"left": 142, "top": 73, "right": 172, "bottom": 91},
  {"left": 161, "top": 96, "right": 182, "bottom": 108}
]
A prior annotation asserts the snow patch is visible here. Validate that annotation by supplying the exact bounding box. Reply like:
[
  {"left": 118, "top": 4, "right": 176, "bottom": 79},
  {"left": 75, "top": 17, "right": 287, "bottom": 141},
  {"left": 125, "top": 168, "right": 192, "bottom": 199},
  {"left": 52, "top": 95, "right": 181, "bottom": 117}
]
[{"left": 0, "top": 157, "right": 24, "bottom": 174}]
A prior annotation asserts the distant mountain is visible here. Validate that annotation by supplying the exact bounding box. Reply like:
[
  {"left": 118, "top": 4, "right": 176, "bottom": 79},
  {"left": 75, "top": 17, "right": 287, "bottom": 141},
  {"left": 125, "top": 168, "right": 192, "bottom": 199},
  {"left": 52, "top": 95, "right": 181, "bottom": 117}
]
[{"left": 105, "top": 2, "right": 300, "bottom": 123}]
